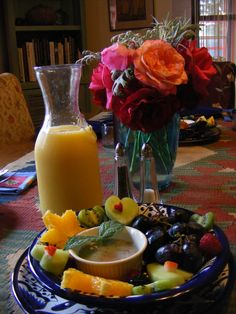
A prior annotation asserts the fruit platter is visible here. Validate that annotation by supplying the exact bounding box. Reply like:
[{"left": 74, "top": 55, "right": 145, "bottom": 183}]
[
  {"left": 179, "top": 115, "right": 221, "bottom": 145},
  {"left": 12, "top": 196, "right": 234, "bottom": 313}
]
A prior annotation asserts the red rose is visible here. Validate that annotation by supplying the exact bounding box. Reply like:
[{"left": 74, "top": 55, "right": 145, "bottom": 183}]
[
  {"left": 176, "top": 39, "right": 193, "bottom": 74},
  {"left": 177, "top": 40, "right": 217, "bottom": 96},
  {"left": 112, "top": 87, "right": 180, "bottom": 133}
]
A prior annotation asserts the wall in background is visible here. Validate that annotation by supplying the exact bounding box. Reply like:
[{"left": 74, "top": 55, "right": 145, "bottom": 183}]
[
  {"left": 172, "top": 0, "right": 191, "bottom": 19},
  {"left": 84, "top": 0, "right": 181, "bottom": 52}
]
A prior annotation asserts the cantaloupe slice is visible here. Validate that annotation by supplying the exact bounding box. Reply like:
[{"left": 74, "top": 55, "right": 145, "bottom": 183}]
[{"left": 61, "top": 268, "right": 133, "bottom": 297}]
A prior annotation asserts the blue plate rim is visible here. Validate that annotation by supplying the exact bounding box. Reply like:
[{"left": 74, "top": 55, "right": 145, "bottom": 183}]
[
  {"left": 27, "top": 204, "right": 231, "bottom": 307},
  {"left": 12, "top": 247, "right": 236, "bottom": 313}
]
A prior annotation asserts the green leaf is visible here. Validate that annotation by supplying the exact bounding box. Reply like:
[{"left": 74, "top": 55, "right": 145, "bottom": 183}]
[
  {"left": 64, "top": 236, "right": 98, "bottom": 250},
  {"left": 99, "top": 220, "right": 124, "bottom": 238},
  {"left": 64, "top": 221, "right": 125, "bottom": 250},
  {"left": 112, "top": 68, "right": 134, "bottom": 96}
]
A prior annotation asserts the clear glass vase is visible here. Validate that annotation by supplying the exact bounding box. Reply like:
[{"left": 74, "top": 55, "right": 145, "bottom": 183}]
[
  {"left": 114, "top": 113, "right": 180, "bottom": 191},
  {"left": 34, "top": 64, "right": 103, "bottom": 215}
]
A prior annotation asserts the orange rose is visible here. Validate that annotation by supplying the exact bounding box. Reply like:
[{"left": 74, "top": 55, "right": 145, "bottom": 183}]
[{"left": 133, "top": 40, "right": 188, "bottom": 95}]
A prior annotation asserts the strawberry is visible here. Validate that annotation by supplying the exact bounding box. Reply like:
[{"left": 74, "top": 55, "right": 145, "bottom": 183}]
[
  {"left": 114, "top": 202, "right": 123, "bottom": 212},
  {"left": 199, "top": 233, "right": 222, "bottom": 257},
  {"left": 44, "top": 245, "right": 57, "bottom": 256},
  {"left": 164, "top": 260, "right": 178, "bottom": 272}
]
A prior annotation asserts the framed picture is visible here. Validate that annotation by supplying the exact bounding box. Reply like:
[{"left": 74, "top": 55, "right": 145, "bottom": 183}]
[{"left": 108, "top": 0, "right": 154, "bottom": 31}]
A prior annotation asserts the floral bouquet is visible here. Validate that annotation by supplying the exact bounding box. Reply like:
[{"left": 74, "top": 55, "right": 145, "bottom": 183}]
[{"left": 79, "top": 16, "right": 217, "bottom": 189}]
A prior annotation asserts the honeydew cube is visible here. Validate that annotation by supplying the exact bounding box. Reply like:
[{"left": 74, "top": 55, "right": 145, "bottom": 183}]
[
  {"left": 31, "top": 244, "right": 45, "bottom": 261},
  {"left": 40, "top": 249, "right": 69, "bottom": 276}
]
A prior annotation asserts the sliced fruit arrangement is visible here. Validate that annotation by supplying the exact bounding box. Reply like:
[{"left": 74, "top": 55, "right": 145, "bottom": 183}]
[
  {"left": 180, "top": 115, "right": 216, "bottom": 129},
  {"left": 30, "top": 198, "right": 223, "bottom": 297}
]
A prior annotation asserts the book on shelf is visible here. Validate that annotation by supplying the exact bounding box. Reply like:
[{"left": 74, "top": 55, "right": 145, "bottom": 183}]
[
  {"left": 69, "top": 36, "right": 75, "bottom": 63},
  {"left": 58, "top": 41, "right": 64, "bottom": 64},
  {"left": 18, "top": 35, "right": 80, "bottom": 81},
  {"left": 25, "top": 42, "right": 36, "bottom": 81},
  {"left": 17, "top": 47, "right": 25, "bottom": 82},
  {"left": 49, "top": 41, "right": 56, "bottom": 65},
  {"left": 64, "top": 37, "right": 70, "bottom": 63},
  {"left": 77, "top": 48, "right": 82, "bottom": 60},
  {"left": 32, "top": 38, "right": 41, "bottom": 66},
  {"left": 22, "top": 45, "right": 29, "bottom": 82},
  {"left": 42, "top": 39, "right": 50, "bottom": 66}
]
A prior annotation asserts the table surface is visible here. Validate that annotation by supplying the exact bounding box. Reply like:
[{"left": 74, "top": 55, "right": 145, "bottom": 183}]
[{"left": 0, "top": 121, "right": 235, "bottom": 314}]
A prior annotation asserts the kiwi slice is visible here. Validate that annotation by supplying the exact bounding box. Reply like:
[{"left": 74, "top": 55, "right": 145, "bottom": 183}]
[{"left": 78, "top": 206, "right": 105, "bottom": 227}]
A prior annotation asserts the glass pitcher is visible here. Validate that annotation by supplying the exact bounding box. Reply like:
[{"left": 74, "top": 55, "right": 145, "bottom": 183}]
[{"left": 34, "top": 64, "right": 103, "bottom": 215}]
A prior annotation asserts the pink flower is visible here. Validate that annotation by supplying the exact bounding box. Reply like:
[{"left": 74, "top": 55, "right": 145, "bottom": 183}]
[
  {"left": 101, "top": 43, "right": 134, "bottom": 71},
  {"left": 89, "top": 63, "right": 113, "bottom": 109}
]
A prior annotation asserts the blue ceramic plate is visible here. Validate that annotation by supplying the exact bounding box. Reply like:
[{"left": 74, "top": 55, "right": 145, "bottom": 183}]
[
  {"left": 13, "top": 249, "right": 235, "bottom": 313},
  {"left": 27, "top": 204, "right": 230, "bottom": 308}
]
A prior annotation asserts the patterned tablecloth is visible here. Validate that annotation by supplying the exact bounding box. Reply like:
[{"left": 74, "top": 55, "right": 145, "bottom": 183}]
[{"left": 0, "top": 121, "right": 235, "bottom": 313}]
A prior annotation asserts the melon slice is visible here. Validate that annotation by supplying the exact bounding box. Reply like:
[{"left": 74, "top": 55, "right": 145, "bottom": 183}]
[
  {"left": 147, "top": 263, "right": 193, "bottom": 282},
  {"left": 132, "top": 263, "right": 193, "bottom": 295}
]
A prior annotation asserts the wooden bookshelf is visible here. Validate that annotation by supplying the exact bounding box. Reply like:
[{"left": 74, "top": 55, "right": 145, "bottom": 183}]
[{"left": 2, "top": 0, "right": 96, "bottom": 129}]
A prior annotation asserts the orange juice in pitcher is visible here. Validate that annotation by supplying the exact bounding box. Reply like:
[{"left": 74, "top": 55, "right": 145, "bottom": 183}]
[{"left": 34, "top": 64, "right": 103, "bottom": 215}]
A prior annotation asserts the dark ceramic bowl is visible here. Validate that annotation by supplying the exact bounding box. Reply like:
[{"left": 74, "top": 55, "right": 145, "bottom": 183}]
[{"left": 27, "top": 204, "right": 230, "bottom": 309}]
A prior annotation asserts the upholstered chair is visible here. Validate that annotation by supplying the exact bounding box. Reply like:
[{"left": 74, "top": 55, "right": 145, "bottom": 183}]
[
  {"left": 0, "top": 73, "right": 35, "bottom": 147},
  {"left": 203, "top": 61, "right": 236, "bottom": 109}
]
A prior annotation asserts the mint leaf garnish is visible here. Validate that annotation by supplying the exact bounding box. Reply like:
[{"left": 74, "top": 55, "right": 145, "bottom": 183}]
[
  {"left": 64, "top": 236, "right": 98, "bottom": 250},
  {"left": 64, "top": 221, "right": 125, "bottom": 251},
  {"left": 99, "top": 220, "right": 124, "bottom": 238}
]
